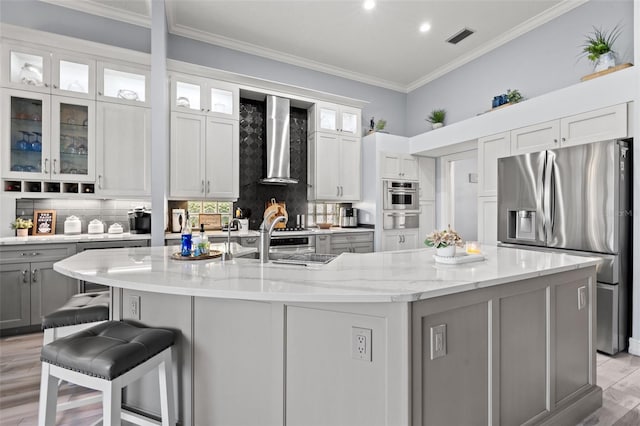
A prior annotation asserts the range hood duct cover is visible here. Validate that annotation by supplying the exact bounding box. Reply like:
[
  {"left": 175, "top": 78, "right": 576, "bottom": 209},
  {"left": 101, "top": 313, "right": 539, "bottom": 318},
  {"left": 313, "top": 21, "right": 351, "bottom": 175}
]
[{"left": 259, "top": 95, "right": 298, "bottom": 185}]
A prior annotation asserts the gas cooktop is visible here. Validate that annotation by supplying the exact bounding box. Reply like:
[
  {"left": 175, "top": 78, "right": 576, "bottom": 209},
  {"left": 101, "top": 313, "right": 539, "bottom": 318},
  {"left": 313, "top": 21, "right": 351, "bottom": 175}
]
[{"left": 273, "top": 227, "right": 307, "bottom": 232}]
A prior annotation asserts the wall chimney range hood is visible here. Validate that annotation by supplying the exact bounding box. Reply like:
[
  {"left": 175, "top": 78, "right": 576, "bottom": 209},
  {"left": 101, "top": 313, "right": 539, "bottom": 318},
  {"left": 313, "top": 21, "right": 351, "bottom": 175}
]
[{"left": 259, "top": 95, "right": 298, "bottom": 185}]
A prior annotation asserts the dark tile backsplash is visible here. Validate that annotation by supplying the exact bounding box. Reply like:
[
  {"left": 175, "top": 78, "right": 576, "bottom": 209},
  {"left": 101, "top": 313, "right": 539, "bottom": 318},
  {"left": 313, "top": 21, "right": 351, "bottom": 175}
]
[{"left": 235, "top": 99, "right": 308, "bottom": 230}]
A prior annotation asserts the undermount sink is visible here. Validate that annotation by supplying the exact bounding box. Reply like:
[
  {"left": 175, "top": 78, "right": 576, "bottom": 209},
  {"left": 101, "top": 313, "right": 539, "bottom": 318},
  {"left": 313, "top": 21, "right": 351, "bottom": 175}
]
[{"left": 242, "top": 251, "right": 337, "bottom": 266}]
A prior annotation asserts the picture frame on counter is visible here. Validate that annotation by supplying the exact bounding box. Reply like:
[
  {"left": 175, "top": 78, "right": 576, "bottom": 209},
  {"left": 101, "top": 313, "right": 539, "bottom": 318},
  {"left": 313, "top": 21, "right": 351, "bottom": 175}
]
[{"left": 33, "top": 210, "right": 56, "bottom": 235}]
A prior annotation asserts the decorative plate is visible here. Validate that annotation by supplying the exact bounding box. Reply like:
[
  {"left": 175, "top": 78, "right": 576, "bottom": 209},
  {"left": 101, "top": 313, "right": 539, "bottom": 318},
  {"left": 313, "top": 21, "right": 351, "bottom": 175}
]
[
  {"left": 433, "top": 252, "right": 485, "bottom": 265},
  {"left": 171, "top": 250, "right": 223, "bottom": 261}
]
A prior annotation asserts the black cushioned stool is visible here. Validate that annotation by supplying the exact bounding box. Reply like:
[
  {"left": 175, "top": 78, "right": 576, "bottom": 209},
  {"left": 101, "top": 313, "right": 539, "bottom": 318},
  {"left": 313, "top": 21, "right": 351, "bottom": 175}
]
[
  {"left": 42, "top": 291, "right": 110, "bottom": 345},
  {"left": 38, "top": 321, "right": 176, "bottom": 426}
]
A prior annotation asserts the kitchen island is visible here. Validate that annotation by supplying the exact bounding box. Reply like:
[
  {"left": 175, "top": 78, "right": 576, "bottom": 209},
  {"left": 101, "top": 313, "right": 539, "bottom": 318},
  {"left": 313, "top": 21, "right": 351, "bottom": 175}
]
[{"left": 54, "top": 245, "right": 601, "bottom": 426}]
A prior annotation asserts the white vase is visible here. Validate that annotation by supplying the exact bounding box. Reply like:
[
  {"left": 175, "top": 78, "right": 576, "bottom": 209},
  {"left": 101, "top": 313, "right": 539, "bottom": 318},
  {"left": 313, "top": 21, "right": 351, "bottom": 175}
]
[
  {"left": 432, "top": 122, "right": 444, "bottom": 130},
  {"left": 594, "top": 52, "right": 616, "bottom": 72},
  {"left": 436, "top": 246, "right": 456, "bottom": 257}
]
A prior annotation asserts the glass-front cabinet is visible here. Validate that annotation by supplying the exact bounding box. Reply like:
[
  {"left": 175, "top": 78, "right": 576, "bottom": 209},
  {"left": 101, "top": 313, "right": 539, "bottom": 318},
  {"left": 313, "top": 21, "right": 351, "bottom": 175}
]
[
  {"left": 98, "top": 62, "right": 149, "bottom": 106},
  {"left": 170, "top": 73, "right": 239, "bottom": 120},
  {"left": 310, "top": 102, "right": 362, "bottom": 137},
  {"left": 2, "top": 44, "right": 95, "bottom": 99},
  {"left": 2, "top": 90, "right": 51, "bottom": 180},
  {"left": 51, "top": 97, "right": 95, "bottom": 181},
  {"left": 2, "top": 89, "right": 94, "bottom": 182}
]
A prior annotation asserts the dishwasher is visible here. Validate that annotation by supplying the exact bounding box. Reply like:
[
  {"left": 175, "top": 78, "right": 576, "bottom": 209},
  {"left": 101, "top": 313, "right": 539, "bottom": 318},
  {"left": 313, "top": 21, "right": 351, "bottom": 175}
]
[{"left": 76, "top": 239, "right": 150, "bottom": 292}]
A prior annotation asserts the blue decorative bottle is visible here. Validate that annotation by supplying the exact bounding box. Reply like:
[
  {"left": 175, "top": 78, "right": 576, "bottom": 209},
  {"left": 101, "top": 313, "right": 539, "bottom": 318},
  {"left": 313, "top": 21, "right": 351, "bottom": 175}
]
[{"left": 180, "top": 212, "right": 192, "bottom": 256}]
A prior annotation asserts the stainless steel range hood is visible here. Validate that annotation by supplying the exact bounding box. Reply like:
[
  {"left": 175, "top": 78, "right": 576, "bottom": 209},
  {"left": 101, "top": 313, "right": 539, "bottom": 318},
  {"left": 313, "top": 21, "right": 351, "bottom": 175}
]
[{"left": 259, "top": 95, "right": 298, "bottom": 185}]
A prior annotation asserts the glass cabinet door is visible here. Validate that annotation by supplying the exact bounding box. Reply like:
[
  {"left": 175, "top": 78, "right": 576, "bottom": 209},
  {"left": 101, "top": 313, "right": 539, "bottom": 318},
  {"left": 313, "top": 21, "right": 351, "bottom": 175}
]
[
  {"left": 3, "top": 45, "right": 51, "bottom": 92},
  {"left": 206, "top": 81, "right": 238, "bottom": 119},
  {"left": 52, "top": 97, "right": 94, "bottom": 181},
  {"left": 53, "top": 55, "right": 95, "bottom": 99},
  {"left": 4, "top": 91, "right": 51, "bottom": 179},
  {"left": 318, "top": 106, "right": 338, "bottom": 133},
  {"left": 98, "top": 62, "right": 148, "bottom": 105},
  {"left": 340, "top": 108, "right": 360, "bottom": 136},
  {"left": 174, "top": 80, "right": 202, "bottom": 113}
]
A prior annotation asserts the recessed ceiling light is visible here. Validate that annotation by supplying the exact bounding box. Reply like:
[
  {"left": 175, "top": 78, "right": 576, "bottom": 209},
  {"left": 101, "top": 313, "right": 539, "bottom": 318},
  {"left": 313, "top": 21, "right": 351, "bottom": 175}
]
[
  {"left": 363, "top": 0, "right": 375, "bottom": 11},
  {"left": 420, "top": 22, "right": 431, "bottom": 33}
]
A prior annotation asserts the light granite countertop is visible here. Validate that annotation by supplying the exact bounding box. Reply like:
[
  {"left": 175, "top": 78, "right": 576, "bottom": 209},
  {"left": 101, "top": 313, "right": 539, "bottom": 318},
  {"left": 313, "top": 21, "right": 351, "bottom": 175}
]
[
  {"left": 163, "top": 227, "right": 374, "bottom": 239},
  {"left": 54, "top": 245, "right": 599, "bottom": 303},
  {"left": 0, "top": 232, "right": 151, "bottom": 246}
]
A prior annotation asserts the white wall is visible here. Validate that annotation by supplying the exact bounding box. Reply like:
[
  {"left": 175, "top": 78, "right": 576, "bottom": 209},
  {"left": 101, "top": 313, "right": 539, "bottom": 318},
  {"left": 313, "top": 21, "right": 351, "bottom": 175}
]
[{"left": 405, "top": 0, "right": 635, "bottom": 137}]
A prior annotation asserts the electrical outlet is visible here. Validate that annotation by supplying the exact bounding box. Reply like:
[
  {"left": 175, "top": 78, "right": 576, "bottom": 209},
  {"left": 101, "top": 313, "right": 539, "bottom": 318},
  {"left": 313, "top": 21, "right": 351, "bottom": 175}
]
[
  {"left": 128, "top": 295, "right": 141, "bottom": 320},
  {"left": 430, "top": 324, "right": 447, "bottom": 360},
  {"left": 352, "top": 327, "right": 372, "bottom": 362},
  {"left": 578, "top": 286, "right": 587, "bottom": 310}
]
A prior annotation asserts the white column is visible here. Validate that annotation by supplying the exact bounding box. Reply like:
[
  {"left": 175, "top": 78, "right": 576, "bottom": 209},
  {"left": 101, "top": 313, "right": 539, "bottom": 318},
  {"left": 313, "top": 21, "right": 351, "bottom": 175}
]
[{"left": 150, "top": 0, "right": 169, "bottom": 247}]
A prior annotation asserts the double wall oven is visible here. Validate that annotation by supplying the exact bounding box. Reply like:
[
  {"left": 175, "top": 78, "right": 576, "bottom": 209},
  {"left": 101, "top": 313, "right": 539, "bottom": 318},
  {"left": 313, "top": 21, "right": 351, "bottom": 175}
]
[{"left": 382, "top": 180, "right": 419, "bottom": 229}]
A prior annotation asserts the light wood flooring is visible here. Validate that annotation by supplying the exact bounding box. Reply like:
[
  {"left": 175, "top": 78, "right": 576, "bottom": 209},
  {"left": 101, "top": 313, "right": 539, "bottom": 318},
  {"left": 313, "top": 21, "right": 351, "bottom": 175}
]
[{"left": 1, "top": 332, "right": 639, "bottom": 425}]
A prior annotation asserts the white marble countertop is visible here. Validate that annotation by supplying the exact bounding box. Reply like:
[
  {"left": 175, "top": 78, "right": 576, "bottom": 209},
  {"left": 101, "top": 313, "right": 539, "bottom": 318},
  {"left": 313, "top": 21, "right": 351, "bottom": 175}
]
[
  {"left": 0, "top": 232, "right": 151, "bottom": 246},
  {"left": 54, "top": 245, "right": 599, "bottom": 303},
  {"left": 163, "top": 227, "right": 374, "bottom": 239}
]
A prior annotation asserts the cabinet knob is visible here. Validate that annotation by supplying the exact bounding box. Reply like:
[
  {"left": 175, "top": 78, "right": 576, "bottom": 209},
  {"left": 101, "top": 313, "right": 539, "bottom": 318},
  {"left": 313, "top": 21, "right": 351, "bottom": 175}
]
[
  {"left": 562, "top": 137, "right": 566, "bottom": 142},
  {"left": 554, "top": 138, "right": 558, "bottom": 143}
]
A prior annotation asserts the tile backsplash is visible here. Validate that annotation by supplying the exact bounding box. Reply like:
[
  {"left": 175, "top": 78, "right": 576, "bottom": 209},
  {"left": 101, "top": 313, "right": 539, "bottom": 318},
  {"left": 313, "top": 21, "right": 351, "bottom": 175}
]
[{"left": 15, "top": 199, "right": 149, "bottom": 234}]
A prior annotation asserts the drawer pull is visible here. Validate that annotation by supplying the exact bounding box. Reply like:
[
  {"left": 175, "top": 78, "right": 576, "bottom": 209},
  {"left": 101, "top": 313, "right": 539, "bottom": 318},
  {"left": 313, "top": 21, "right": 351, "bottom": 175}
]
[
  {"left": 32, "top": 269, "right": 38, "bottom": 282},
  {"left": 22, "top": 270, "right": 29, "bottom": 284}
]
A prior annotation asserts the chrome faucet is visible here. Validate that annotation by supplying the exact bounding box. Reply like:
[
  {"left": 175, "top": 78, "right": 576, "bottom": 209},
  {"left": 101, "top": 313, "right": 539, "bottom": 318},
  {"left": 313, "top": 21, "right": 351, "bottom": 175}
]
[
  {"left": 222, "top": 218, "right": 241, "bottom": 261},
  {"left": 259, "top": 215, "right": 287, "bottom": 263}
]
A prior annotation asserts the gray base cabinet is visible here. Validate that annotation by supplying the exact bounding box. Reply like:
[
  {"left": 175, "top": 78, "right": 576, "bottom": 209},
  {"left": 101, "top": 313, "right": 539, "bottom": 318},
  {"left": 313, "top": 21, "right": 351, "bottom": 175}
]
[
  {"left": 0, "top": 244, "right": 77, "bottom": 331},
  {"left": 329, "top": 232, "right": 373, "bottom": 254}
]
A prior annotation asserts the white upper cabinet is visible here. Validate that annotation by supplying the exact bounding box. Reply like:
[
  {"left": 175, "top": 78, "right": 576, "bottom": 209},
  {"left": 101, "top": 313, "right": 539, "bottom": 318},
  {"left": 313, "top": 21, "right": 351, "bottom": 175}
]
[
  {"left": 478, "top": 132, "right": 510, "bottom": 197},
  {"left": 559, "top": 104, "right": 627, "bottom": 147},
  {"left": 510, "top": 104, "right": 628, "bottom": 155},
  {"left": 170, "top": 73, "right": 239, "bottom": 120},
  {"left": 308, "top": 133, "right": 361, "bottom": 201},
  {"left": 97, "top": 62, "right": 149, "bottom": 106},
  {"left": 510, "top": 120, "right": 560, "bottom": 155},
  {"left": 309, "top": 102, "right": 361, "bottom": 137},
  {"left": 2, "top": 44, "right": 95, "bottom": 99},
  {"left": 380, "top": 152, "right": 418, "bottom": 180}
]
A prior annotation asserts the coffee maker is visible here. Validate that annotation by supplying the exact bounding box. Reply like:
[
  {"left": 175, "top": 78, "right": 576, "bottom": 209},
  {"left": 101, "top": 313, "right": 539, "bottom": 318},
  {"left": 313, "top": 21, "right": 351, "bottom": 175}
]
[
  {"left": 128, "top": 207, "right": 151, "bottom": 234},
  {"left": 339, "top": 204, "right": 358, "bottom": 228}
]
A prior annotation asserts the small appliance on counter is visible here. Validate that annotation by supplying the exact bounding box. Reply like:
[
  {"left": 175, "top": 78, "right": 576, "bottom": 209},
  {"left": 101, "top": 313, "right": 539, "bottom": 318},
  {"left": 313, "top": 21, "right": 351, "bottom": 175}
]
[
  {"left": 87, "top": 219, "right": 105, "bottom": 234},
  {"left": 108, "top": 223, "right": 123, "bottom": 234},
  {"left": 64, "top": 215, "right": 82, "bottom": 235},
  {"left": 128, "top": 207, "right": 151, "bottom": 234},
  {"left": 339, "top": 205, "right": 358, "bottom": 228},
  {"left": 172, "top": 209, "right": 185, "bottom": 233}
]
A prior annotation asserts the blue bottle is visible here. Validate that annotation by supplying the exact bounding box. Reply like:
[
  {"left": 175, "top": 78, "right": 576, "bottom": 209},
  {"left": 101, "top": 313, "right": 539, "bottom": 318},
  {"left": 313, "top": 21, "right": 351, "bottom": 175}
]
[{"left": 180, "top": 212, "right": 192, "bottom": 256}]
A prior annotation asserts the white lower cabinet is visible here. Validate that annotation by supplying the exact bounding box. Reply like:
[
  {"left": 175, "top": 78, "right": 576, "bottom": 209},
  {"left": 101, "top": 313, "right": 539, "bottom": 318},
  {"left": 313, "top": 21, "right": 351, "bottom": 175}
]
[
  {"left": 96, "top": 101, "right": 151, "bottom": 196},
  {"left": 381, "top": 229, "right": 420, "bottom": 251},
  {"left": 308, "top": 132, "right": 361, "bottom": 201},
  {"left": 170, "top": 112, "right": 239, "bottom": 199},
  {"left": 478, "top": 196, "right": 498, "bottom": 245}
]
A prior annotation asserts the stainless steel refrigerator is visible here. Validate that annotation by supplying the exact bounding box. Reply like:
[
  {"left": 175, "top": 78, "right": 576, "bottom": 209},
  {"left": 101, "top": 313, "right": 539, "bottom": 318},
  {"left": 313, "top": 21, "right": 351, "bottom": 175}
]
[{"left": 497, "top": 139, "right": 631, "bottom": 355}]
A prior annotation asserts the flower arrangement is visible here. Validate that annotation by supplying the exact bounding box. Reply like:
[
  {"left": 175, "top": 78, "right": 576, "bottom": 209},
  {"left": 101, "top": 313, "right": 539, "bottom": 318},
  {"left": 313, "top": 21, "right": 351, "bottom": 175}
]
[
  {"left": 10, "top": 217, "right": 33, "bottom": 230},
  {"left": 424, "top": 225, "right": 463, "bottom": 249}
]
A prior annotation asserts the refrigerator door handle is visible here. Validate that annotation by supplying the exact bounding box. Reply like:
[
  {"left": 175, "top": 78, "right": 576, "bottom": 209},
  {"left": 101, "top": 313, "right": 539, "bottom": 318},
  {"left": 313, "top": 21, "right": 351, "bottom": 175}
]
[
  {"left": 543, "top": 152, "right": 555, "bottom": 244},
  {"left": 537, "top": 154, "right": 547, "bottom": 242}
]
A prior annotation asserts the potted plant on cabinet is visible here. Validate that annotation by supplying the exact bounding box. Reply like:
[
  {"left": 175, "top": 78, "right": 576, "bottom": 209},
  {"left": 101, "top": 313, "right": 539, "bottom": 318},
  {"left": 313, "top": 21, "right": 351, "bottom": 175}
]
[
  {"left": 424, "top": 225, "right": 463, "bottom": 257},
  {"left": 426, "top": 109, "right": 446, "bottom": 129},
  {"left": 11, "top": 217, "right": 33, "bottom": 237},
  {"left": 581, "top": 25, "right": 622, "bottom": 72}
]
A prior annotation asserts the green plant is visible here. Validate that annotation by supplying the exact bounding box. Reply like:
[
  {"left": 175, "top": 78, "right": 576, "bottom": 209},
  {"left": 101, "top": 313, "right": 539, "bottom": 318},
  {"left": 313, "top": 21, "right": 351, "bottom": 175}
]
[
  {"left": 507, "top": 89, "right": 523, "bottom": 104},
  {"left": 426, "top": 109, "right": 446, "bottom": 124},
  {"left": 424, "top": 225, "right": 463, "bottom": 248},
  {"left": 375, "top": 119, "right": 386, "bottom": 131},
  {"left": 10, "top": 217, "right": 33, "bottom": 230},
  {"left": 581, "top": 25, "right": 622, "bottom": 62}
]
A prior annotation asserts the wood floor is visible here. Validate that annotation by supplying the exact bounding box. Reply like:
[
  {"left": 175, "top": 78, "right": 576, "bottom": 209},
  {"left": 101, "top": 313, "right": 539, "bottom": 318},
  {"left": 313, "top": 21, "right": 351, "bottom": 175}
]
[{"left": 1, "top": 332, "right": 639, "bottom": 425}]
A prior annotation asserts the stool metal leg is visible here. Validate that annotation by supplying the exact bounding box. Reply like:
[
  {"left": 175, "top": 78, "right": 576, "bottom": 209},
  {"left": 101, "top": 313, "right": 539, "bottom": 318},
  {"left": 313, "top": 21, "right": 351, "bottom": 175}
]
[
  {"left": 38, "top": 363, "right": 59, "bottom": 426},
  {"left": 158, "top": 348, "right": 176, "bottom": 426}
]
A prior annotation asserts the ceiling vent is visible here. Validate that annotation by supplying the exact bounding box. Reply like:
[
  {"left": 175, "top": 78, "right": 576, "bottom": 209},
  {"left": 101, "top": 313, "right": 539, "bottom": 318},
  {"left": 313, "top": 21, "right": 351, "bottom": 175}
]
[{"left": 446, "top": 28, "right": 475, "bottom": 44}]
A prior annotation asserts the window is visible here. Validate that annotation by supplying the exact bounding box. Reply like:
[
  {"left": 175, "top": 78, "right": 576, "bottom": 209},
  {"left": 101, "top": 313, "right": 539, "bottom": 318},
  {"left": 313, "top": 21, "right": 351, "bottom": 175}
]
[
  {"left": 307, "top": 202, "right": 337, "bottom": 227},
  {"left": 187, "top": 201, "right": 233, "bottom": 228}
]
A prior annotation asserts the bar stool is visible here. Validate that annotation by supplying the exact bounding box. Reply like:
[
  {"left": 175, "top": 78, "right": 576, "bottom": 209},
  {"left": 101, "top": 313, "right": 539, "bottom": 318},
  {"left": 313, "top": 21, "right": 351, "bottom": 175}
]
[
  {"left": 38, "top": 320, "right": 176, "bottom": 426},
  {"left": 42, "top": 291, "right": 110, "bottom": 345}
]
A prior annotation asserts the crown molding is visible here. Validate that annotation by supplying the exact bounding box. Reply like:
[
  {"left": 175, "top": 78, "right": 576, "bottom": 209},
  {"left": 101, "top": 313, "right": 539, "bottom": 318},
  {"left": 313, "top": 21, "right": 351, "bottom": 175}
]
[
  {"left": 406, "top": 0, "right": 588, "bottom": 92},
  {"left": 168, "top": 22, "right": 407, "bottom": 93},
  {"left": 39, "top": 0, "right": 151, "bottom": 29}
]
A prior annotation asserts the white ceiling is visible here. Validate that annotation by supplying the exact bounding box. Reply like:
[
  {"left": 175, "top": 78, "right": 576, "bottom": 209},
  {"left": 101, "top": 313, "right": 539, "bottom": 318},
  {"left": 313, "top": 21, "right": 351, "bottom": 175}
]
[{"left": 41, "top": 0, "right": 586, "bottom": 92}]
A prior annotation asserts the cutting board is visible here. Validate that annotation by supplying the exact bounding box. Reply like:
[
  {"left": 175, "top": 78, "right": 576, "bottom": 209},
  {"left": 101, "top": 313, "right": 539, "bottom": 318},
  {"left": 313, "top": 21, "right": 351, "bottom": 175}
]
[{"left": 264, "top": 198, "right": 287, "bottom": 228}]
